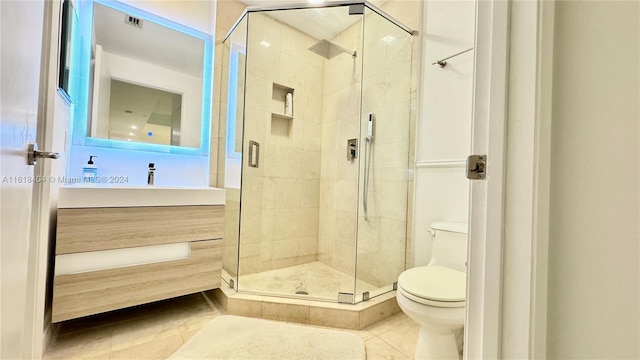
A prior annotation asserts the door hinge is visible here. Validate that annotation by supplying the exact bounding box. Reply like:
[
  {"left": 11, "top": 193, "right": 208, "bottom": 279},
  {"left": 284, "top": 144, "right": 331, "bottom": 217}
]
[
  {"left": 466, "top": 155, "right": 486, "bottom": 180},
  {"left": 338, "top": 292, "right": 354, "bottom": 304}
]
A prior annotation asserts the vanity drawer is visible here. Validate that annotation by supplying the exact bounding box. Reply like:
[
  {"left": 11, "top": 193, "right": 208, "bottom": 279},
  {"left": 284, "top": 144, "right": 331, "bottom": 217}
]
[
  {"left": 52, "top": 239, "right": 222, "bottom": 323},
  {"left": 56, "top": 205, "right": 224, "bottom": 254}
]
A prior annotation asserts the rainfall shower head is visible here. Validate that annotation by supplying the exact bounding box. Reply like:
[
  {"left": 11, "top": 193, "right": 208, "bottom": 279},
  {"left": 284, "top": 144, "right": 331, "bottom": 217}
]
[{"left": 308, "top": 39, "right": 356, "bottom": 60}]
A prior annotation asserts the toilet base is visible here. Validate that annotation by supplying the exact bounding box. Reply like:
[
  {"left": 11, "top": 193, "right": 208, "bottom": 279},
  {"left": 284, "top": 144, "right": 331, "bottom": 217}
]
[
  {"left": 396, "top": 291, "right": 464, "bottom": 360},
  {"left": 415, "top": 326, "right": 461, "bottom": 360}
]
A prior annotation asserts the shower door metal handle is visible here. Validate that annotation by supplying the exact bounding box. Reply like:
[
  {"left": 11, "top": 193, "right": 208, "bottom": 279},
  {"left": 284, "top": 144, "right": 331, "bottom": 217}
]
[{"left": 248, "top": 140, "right": 260, "bottom": 168}]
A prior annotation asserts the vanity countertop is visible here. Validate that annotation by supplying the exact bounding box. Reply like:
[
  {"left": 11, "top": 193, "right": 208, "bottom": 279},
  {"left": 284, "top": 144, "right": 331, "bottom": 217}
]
[{"left": 58, "top": 186, "right": 225, "bottom": 208}]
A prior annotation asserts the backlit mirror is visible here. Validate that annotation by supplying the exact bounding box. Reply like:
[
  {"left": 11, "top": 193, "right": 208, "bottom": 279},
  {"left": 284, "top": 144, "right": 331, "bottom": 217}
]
[{"left": 72, "top": 0, "right": 212, "bottom": 155}]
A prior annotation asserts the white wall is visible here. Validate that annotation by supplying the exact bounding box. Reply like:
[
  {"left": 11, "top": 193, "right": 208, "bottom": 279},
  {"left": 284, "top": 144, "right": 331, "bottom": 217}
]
[
  {"left": 124, "top": 0, "right": 213, "bottom": 36},
  {"left": 547, "top": 1, "right": 639, "bottom": 358},
  {"left": 67, "top": 145, "right": 209, "bottom": 186},
  {"left": 413, "top": 1, "right": 475, "bottom": 266}
]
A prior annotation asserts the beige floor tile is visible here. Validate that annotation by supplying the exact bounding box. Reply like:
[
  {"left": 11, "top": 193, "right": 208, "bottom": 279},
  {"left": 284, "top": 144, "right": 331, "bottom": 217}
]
[
  {"left": 54, "top": 306, "right": 149, "bottom": 337},
  {"left": 54, "top": 293, "right": 212, "bottom": 338},
  {"left": 108, "top": 315, "right": 184, "bottom": 352},
  {"left": 365, "top": 313, "right": 407, "bottom": 335},
  {"left": 44, "top": 326, "right": 113, "bottom": 360},
  {"left": 261, "top": 302, "right": 311, "bottom": 323},
  {"left": 161, "top": 306, "right": 219, "bottom": 330},
  {"left": 46, "top": 293, "right": 219, "bottom": 359},
  {"left": 396, "top": 313, "right": 418, "bottom": 327},
  {"left": 179, "top": 312, "right": 218, "bottom": 331},
  {"left": 84, "top": 353, "right": 110, "bottom": 360},
  {"left": 44, "top": 350, "right": 111, "bottom": 360},
  {"left": 165, "top": 294, "right": 219, "bottom": 317},
  {"left": 397, "top": 318, "right": 420, "bottom": 333},
  {"left": 109, "top": 334, "right": 183, "bottom": 360},
  {"left": 308, "top": 306, "right": 359, "bottom": 329},
  {"left": 54, "top": 315, "right": 121, "bottom": 338},
  {"left": 364, "top": 337, "right": 411, "bottom": 360},
  {"left": 46, "top": 290, "right": 425, "bottom": 360},
  {"left": 107, "top": 294, "right": 221, "bottom": 352},
  {"left": 202, "top": 292, "right": 226, "bottom": 313},
  {"left": 352, "top": 329, "right": 376, "bottom": 341},
  {"left": 359, "top": 298, "right": 399, "bottom": 329},
  {"left": 227, "top": 298, "right": 263, "bottom": 317},
  {"left": 377, "top": 322, "right": 419, "bottom": 358},
  {"left": 177, "top": 313, "right": 219, "bottom": 343},
  {"left": 206, "top": 289, "right": 228, "bottom": 309},
  {"left": 180, "top": 328, "right": 201, "bottom": 343},
  {"left": 303, "top": 322, "right": 377, "bottom": 341}
]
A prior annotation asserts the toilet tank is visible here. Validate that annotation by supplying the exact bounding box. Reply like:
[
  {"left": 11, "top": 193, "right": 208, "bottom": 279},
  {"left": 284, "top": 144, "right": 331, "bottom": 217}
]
[{"left": 428, "top": 222, "right": 468, "bottom": 273}]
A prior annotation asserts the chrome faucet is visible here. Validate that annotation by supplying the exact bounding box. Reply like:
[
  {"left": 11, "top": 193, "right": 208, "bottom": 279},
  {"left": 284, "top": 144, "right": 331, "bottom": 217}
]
[{"left": 147, "top": 163, "right": 155, "bottom": 185}]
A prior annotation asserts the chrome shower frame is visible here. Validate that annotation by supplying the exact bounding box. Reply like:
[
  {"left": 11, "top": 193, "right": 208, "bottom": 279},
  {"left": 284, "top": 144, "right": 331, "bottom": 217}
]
[{"left": 223, "top": 0, "right": 417, "bottom": 43}]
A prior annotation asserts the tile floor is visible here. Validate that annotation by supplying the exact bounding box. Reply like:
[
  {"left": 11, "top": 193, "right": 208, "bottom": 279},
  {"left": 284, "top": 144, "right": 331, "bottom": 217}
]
[
  {"left": 44, "top": 292, "right": 419, "bottom": 360},
  {"left": 236, "top": 261, "right": 378, "bottom": 300}
]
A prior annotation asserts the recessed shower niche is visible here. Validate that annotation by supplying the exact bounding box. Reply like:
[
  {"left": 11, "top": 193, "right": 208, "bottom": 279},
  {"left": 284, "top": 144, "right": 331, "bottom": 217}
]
[
  {"left": 271, "top": 83, "right": 294, "bottom": 138},
  {"left": 218, "top": 2, "right": 414, "bottom": 308}
]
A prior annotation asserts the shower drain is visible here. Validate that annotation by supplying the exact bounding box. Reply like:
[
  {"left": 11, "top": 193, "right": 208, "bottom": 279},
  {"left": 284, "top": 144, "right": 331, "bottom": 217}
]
[{"left": 295, "top": 290, "right": 309, "bottom": 295}]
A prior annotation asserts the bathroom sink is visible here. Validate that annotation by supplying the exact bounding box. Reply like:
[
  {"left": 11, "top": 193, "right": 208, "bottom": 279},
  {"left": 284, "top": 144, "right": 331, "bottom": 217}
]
[{"left": 58, "top": 185, "right": 225, "bottom": 208}]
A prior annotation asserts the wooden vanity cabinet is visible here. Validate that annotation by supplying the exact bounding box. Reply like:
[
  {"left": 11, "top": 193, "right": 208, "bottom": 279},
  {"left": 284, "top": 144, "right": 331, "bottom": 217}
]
[{"left": 52, "top": 205, "right": 224, "bottom": 323}]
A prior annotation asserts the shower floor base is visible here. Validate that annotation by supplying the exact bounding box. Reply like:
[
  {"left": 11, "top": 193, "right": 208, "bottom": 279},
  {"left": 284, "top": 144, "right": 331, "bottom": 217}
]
[
  {"left": 211, "top": 262, "right": 401, "bottom": 330},
  {"left": 236, "top": 261, "right": 377, "bottom": 301}
]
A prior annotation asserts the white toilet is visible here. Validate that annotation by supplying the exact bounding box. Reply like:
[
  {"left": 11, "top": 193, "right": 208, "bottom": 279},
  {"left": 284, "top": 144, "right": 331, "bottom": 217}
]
[{"left": 396, "top": 222, "right": 468, "bottom": 360}]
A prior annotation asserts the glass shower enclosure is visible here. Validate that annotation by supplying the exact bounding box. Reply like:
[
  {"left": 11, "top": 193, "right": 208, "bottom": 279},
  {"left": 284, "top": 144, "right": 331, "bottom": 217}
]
[{"left": 219, "top": 2, "right": 413, "bottom": 304}]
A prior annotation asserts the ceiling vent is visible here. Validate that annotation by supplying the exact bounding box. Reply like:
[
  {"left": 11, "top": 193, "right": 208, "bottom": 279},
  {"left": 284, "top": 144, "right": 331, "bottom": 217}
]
[{"left": 124, "top": 14, "right": 143, "bottom": 28}]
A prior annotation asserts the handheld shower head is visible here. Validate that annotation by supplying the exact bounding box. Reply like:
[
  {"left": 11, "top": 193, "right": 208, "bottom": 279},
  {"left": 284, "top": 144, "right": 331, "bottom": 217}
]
[{"left": 366, "top": 114, "right": 374, "bottom": 142}]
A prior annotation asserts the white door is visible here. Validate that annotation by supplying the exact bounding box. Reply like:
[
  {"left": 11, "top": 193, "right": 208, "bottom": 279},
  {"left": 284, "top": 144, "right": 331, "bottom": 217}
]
[
  {"left": 465, "top": 1, "right": 554, "bottom": 358},
  {"left": 464, "top": 1, "right": 509, "bottom": 359},
  {"left": 1, "top": 1, "right": 46, "bottom": 358}
]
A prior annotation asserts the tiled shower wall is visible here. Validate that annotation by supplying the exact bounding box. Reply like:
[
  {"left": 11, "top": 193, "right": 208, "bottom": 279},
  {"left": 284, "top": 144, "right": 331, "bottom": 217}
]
[
  {"left": 238, "top": 14, "right": 325, "bottom": 275},
  {"left": 355, "top": 8, "right": 416, "bottom": 288},
  {"left": 317, "top": 8, "right": 416, "bottom": 288},
  {"left": 215, "top": 0, "right": 246, "bottom": 278},
  {"left": 317, "top": 20, "right": 363, "bottom": 276}
]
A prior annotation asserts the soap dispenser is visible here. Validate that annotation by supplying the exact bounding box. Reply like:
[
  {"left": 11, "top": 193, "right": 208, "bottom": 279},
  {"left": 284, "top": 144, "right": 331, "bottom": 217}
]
[{"left": 82, "top": 156, "right": 98, "bottom": 184}]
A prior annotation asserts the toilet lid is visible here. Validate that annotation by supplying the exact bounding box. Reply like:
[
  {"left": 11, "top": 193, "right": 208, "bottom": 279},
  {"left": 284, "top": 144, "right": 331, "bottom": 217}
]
[{"left": 398, "top": 266, "right": 466, "bottom": 302}]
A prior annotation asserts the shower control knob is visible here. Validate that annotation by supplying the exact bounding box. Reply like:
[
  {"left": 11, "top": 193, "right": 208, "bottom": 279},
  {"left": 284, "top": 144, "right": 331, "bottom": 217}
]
[{"left": 347, "top": 138, "right": 358, "bottom": 160}]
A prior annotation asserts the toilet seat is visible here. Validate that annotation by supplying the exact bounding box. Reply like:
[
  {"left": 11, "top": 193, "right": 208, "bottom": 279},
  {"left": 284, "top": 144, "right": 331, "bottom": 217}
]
[{"left": 398, "top": 266, "right": 466, "bottom": 308}]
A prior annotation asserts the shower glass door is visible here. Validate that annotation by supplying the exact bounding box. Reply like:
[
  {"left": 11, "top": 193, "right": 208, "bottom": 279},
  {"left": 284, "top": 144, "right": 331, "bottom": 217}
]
[
  {"left": 236, "top": 6, "right": 365, "bottom": 302},
  {"left": 220, "top": 14, "right": 247, "bottom": 290},
  {"left": 354, "top": 7, "right": 413, "bottom": 302}
]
